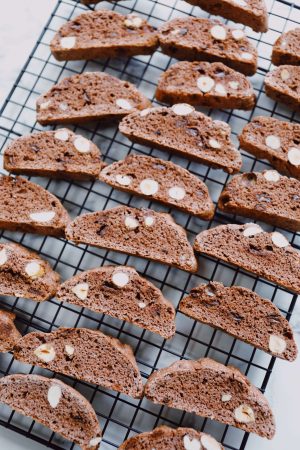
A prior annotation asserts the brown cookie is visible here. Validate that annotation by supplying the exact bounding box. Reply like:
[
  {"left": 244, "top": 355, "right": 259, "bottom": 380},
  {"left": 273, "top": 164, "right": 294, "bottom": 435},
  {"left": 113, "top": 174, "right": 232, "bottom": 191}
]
[
  {"left": 272, "top": 28, "right": 300, "bottom": 66},
  {"left": 264, "top": 65, "right": 300, "bottom": 111},
  {"left": 0, "top": 310, "right": 21, "bottom": 353}
]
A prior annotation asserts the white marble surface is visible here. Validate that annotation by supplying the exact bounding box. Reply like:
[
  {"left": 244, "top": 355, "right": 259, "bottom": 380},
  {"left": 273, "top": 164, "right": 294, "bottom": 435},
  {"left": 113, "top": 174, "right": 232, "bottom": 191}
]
[{"left": 0, "top": 1, "right": 299, "bottom": 449}]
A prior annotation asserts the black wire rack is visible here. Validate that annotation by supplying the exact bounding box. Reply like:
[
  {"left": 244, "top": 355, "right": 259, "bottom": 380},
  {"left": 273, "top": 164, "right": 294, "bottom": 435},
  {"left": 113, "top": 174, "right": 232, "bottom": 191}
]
[{"left": 0, "top": 0, "right": 299, "bottom": 449}]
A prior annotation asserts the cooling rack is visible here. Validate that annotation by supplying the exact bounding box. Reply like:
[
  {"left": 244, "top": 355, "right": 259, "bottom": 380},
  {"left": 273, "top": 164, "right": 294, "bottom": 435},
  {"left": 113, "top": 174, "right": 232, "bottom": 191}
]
[{"left": 0, "top": 0, "right": 299, "bottom": 449}]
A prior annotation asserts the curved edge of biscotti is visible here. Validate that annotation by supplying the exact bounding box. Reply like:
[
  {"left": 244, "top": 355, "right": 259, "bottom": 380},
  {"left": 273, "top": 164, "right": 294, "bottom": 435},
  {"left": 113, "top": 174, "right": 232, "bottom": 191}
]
[
  {"left": 0, "top": 374, "right": 102, "bottom": 450},
  {"left": 264, "top": 65, "right": 300, "bottom": 110},
  {"left": 0, "top": 309, "right": 21, "bottom": 352},
  {"left": 271, "top": 29, "right": 300, "bottom": 66}
]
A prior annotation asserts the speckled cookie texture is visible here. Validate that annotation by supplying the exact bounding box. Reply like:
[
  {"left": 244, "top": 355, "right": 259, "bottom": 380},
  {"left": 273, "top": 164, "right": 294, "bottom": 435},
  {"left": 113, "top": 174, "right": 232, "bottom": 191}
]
[
  {"left": 99, "top": 154, "right": 214, "bottom": 219},
  {"left": 239, "top": 116, "right": 300, "bottom": 180},
  {"left": 0, "top": 310, "right": 21, "bottom": 352},
  {"left": 0, "top": 374, "right": 102, "bottom": 450},
  {"left": 119, "top": 106, "right": 242, "bottom": 173},
  {"left": 194, "top": 223, "right": 300, "bottom": 294},
  {"left": 272, "top": 28, "right": 300, "bottom": 66},
  {"left": 264, "top": 65, "right": 300, "bottom": 110},
  {"left": 36, "top": 72, "right": 151, "bottom": 125},
  {"left": 51, "top": 9, "right": 158, "bottom": 61},
  {"left": 144, "top": 358, "right": 275, "bottom": 439},
  {"left": 179, "top": 281, "right": 297, "bottom": 361},
  {"left": 158, "top": 17, "right": 258, "bottom": 76},
  {"left": 156, "top": 61, "right": 256, "bottom": 110}
]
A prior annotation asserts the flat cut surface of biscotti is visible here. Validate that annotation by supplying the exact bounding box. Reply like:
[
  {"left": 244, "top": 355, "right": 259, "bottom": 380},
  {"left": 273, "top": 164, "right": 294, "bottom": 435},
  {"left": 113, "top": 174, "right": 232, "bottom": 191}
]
[
  {"left": 36, "top": 72, "right": 151, "bottom": 125},
  {"left": 144, "top": 357, "right": 275, "bottom": 439},
  {"left": 0, "top": 176, "right": 70, "bottom": 237},
  {"left": 56, "top": 266, "right": 176, "bottom": 339},
  {"left": 156, "top": 61, "right": 256, "bottom": 110},
  {"left": 99, "top": 154, "right": 214, "bottom": 219},
  {"left": 179, "top": 281, "right": 297, "bottom": 361},
  {"left": 0, "top": 374, "right": 102, "bottom": 450},
  {"left": 239, "top": 116, "right": 300, "bottom": 179},
  {"left": 194, "top": 223, "right": 300, "bottom": 293},
  {"left": 119, "top": 106, "right": 242, "bottom": 174},
  {"left": 218, "top": 170, "right": 300, "bottom": 232},
  {"left": 272, "top": 28, "right": 300, "bottom": 66},
  {"left": 66, "top": 206, "right": 198, "bottom": 272},
  {"left": 264, "top": 65, "right": 300, "bottom": 110},
  {"left": 0, "top": 242, "right": 60, "bottom": 301},
  {"left": 14, "top": 327, "right": 143, "bottom": 398},
  {"left": 51, "top": 10, "right": 158, "bottom": 61},
  {"left": 4, "top": 129, "right": 105, "bottom": 181},
  {"left": 0, "top": 310, "right": 21, "bottom": 352},
  {"left": 119, "top": 425, "right": 224, "bottom": 450},
  {"left": 158, "top": 18, "right": 258, "bottom": 76}
]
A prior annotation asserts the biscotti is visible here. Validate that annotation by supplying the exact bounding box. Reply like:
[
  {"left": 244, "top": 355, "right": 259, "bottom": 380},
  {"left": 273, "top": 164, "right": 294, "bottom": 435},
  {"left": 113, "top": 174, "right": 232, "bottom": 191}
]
[
  {"left": 119, "top": 425, "right": 224, "bottom": 450},
  {"left": 218, "top": 171, "right": 300, "bottom": 232},
  {"left": 14, "top": 327, "right": 143, "bottom": 398},
  {"left": 51, "top": 10, "right": 158, "bottom": 61},
  {"left": 4, "top": 129, "right": 105, "bottom": 181},
  {"left": 194, "top": 223, "right": 300, "bottom": 293},
  {"left": 0, "top": 374, "right": 102, "bottom": 449},
  {"left": 0, "top": 242, "right": 60, "bottom": 301},
  {"left": 0, "top": 310, "right": 21, "bottom": 352},
  {"left": 156, "top": 61, "right": 256, "bottom": 110},
  {"left": 119, "top": 106, "right": 242, "bottom": 174},
  {"left": 144, "top": 357, "right": 275, "bottom": 439},
  {"left": 56, "top": 266, "right": 176, "bottom": 339},
  {"left": 36, "top": 72, "right": 151, "bottom": 125},
  {"left": 185, "top": 0, "right": 268, "bottom": 33},
  {"left": 264, "top": 65, "right": 300, "bottom": 110},
  {"left": 239, "top": 116, "right": 300, "bottom": 180},
  {"left": 66, "top": 206, "right": 198, "bottom": 272},
  {"left": 272, "top": 28, "right": 300, "bottom": 66},
  {"left": 158, "top": 18, "right": 258, "bottom": 76},
  {"left": 0, "top": 176, "right": 70, "bottom": 237},
  {"left": 99, "top": 154, "right": 214, "bottom": 219},
  {"left": 179, "top": 282, "right": 297, "bottom": 361}
]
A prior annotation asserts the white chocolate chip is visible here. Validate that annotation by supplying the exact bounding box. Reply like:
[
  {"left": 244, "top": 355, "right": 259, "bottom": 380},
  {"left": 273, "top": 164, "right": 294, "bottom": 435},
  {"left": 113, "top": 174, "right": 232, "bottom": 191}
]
[
  {"left": 265, "top": 135, "right": 281, "bottom": 150},
  {"left": 0, "top": 249, "right": 7, "bottom": 266},
  {"left": 209, "top": 138, "right": 221, "bottom": 149},
  {"left": 29, "top": 211, "right": 56, "bottom": 223},
  {"left": 34, "top": 343, "right": 56, "bottom": 362},
  {"left": 200, "top": 434, "right": 221, "bottom": 450},
  {"left": 25, "top": 261, "right": 44, "bottom": 279},
  {"left": 138, "top": 302, "right": 146, "bottom": 309},
  {"left": 139, "top": 179, "right": 159, "bottom": 196},
  {"left": 72, "top": 282, "right": 89, "bottom": 300},
  {"left": 39, "top": 100, "right": 51, "bottom": 110},
  {"left": 65, "top": 344, "right": 75, "bottom": 357},
  {"left": 197, "top": 76, "right": 215, "bottom": 93},
  {"left": 74, "top": 136, "right": 90, "bottom": 153},
  {"left": 222, "top": 393, "right": 232, "bottom": 402},
  {"left": 232, "top": 29, "right": 245, "bottom": 41},
  {"left": 215, "top": 83, "right": 227, "bottom": 96},
  {"left": 116, "top": 98, "right": 132, "bottom": 110},
  {"left": 172, "top": 103, "right": 195, "bottom": 116},
  {"left": 54, "top": 129, "right": 69, "bottom": 141},
  {"left": 112, "top": 271, "right": 130, "bottom": 287},
  {"left": 60, "top": 36, "right": 76, "bottom": 49},
  {"left": 234, "top": 404, "right": 255, "bottom": 423},
  {"left": 168, "top": 186, "right": 186, "bottom": 201},
  {"left": 210, "top": 25, "right": 227, "bottom": 41},
  {"left": 183, "top": 435, "right": 201, "bottom": 450},
  {"left": 241, "top": 52, "right": 253, "bottom": 60},
  {"left": 281, "top": 68, "right": 290, "bottom": 81},
  {"left": 125, "top": 216, "right": 139, "bottom": 229},
  {"left": 232, "top": 0, "right": 247, "bottom": 6},
  {"left": 89, "top": 437, "right": 102, "bottom": 448},
  {"left": 271, "top": 231, "right": 289, "bottom": 248},
  {"left": 124, "top": 15, "right": 143, "bottom": 29},
  {"left": 140, "top": 108, "right": 152, "bottom": 117},
  {"left": 263, "top": 170, "right": 280, "bottom": 182},
  {"left": 47, "top": 384, "right": 62, "bottom": 408},
  {"left": 288, "top": 147, "right": 300, "bottom": 166},
  {"left": 229, "top": 81, "right": 239, "bottom": 90},
  {"left": 269, "top": 334, "right": 287, "bottom": 354},
  {"left": 59, "top": 102, "right": 68, "bottom": 111},
  {"left": 243, "top": 223, "right": 263, "bottom": 237},
  {"left": 144, "top": 215, "right": 155, "bottom": 227},
  {"left": 115, "top": 174, "right": 132, "bottom": 186}
]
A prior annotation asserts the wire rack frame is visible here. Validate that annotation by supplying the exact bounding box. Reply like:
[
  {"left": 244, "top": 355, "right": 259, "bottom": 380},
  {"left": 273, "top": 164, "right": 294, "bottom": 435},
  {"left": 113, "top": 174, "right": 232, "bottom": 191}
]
[{"left": 0, "top": 0, "right": 299, "bottom": 449}]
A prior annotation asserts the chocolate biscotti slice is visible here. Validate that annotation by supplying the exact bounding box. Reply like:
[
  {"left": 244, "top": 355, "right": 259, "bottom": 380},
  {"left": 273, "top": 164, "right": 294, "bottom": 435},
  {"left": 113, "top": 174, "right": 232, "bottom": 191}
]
[
  {"left": 0, "top": 310, "right": 21, "bottom": 352},
  {"left": 66, "top": 206, "right": 198, "bottom": 272},
  {"left": 0, "top": 242, "right": 60, "bottom": 301},
  {"left": 14, "top": 327, "right": 143, "bottom": 398},
  {"left": 0, "top": 374, "right": 102, "bottom": 450},
  {"left": 51, "top": 10, "right": 158, "bottom": 61},
  {"left": 239, "top": 116, "right": 300, "bottom": 180},
  {"left": 4, "top": 129, "right": 105, "bottom": 181},
  {"left": 119, "top": 106, "right": 242, "bottom": 174},
  {"left": 36, "top": 72, "right": 151, "bottom": 125},
  {"left": 119, "top": 425, "right": 224, "bottom": 450},
  {"left": 144, "top": 358, "right": 275, "bottom": 439},
  {"left": 179, "top": 282, "right": 297, "bottom": 361},
  {"left": 156, "top": 61, "right": 256, "bottom": 110},
  {"left": 56, "top": 266, "right": 175, "bottom": 339},
  {"left": 0, "top": 176, "right": 70, "bottom": 237},
  {"left": 99, "top": 155, "right": 214, "bottom": 219},
  {"left": 272, "top": 28, "right": 300, "bottom": 66},
  {"left": 264, "top": 65, "right": 300, "bottom": 111},
  {"left": 218, "top": 171, "right": 300, "bottom": 232},
  {"left": 158, "top": 18, "right": 258, "bottom": 76},
  {"left": 194, "top": 223, "right": 300, "bottom": 293}
]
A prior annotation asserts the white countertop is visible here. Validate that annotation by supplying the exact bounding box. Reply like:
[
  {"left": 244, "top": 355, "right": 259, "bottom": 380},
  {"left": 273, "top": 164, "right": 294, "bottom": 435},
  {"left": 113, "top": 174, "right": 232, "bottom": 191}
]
[{"left": 0, "top": 1, "right": 299, "bottom": 449}]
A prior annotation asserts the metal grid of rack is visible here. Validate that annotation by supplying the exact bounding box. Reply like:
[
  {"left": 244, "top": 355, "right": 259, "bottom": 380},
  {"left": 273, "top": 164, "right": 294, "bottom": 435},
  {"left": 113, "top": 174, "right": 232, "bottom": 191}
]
[{"left": 0, "top": 0, "right": 299, "bottom": 449}]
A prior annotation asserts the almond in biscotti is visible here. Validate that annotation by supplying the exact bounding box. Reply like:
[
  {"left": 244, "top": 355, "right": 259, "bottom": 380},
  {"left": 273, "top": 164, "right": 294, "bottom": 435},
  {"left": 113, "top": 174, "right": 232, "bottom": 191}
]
[
  {"left": 272, "top": 28, "right": 300, "bottom": 66},
  {"left": 264, "top": 65, "right": 300, "bottom": 111},
  {"left": 156, "top": 61, "right": 256, "bottom": 110},
  {"left": 0, "top": 310, "right": 21, "bottom": 352},
  {"left": 158, "top": 17, "right": 257, "bottom": 76}
]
